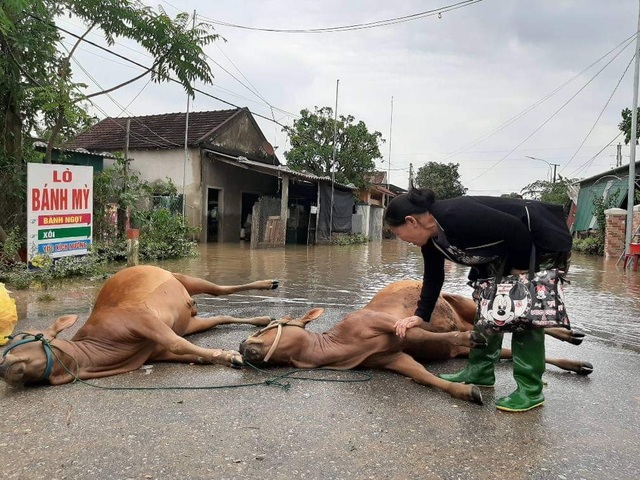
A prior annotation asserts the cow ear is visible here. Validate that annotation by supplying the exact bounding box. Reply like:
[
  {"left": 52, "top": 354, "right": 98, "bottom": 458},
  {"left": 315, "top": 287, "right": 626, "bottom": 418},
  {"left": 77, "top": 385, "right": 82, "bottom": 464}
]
[
  {"left": 299, "top": 308, "right": 324, "bottom": 326},
  {"left": 43, "top": 314, "right": 78, "bottom": 339}
]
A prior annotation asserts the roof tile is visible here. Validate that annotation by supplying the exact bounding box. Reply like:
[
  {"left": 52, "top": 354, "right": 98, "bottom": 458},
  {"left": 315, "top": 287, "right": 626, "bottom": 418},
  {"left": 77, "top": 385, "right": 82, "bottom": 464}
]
[{"left": 65, "top": 109, "right": 240, "bottom": 151}]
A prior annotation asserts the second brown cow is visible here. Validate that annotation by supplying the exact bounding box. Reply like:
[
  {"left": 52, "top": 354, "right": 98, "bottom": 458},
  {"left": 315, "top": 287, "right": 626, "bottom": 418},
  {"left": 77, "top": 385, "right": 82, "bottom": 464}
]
[{"left": 239, "top": 279, "right": 593, "bottom": 405}]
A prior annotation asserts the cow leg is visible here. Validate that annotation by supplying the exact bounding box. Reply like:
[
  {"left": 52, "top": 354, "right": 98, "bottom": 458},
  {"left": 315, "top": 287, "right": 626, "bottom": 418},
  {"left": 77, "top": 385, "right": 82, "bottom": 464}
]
[
  {"left": 405, "top": 326, "right": 487, "bottom": 349},
  {"left": 132, "top": 315, "right": 243, "bottom": 367},
  {"left": 173, "top": 273, "right": 278, "bottom": 296},
  {"left": 499, "top": 349, "right": 592, "bottom": 375},
  {"left": 545, "top": 357, "right": 593, "bottom": 375},
  {"left": 184, "top": 315, "right": 273, "bottom": 335},
  {"left": 149, "top": 349, "right": 202, "bottom": 363},
  {"left": 544, "top": 328, "right": 585, "bottom": 345},
  {"left": 384, "top": 353, "right": 483, "bottom": 405}
]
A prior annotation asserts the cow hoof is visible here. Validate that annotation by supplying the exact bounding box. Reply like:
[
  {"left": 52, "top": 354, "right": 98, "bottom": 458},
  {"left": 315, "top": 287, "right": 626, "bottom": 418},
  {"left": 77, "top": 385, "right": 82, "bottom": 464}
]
[
  {"left": 271, "top": 280, "right": 279, "bottom": 290},
  {"left": 470, "top": 331, "right": 487, "bottom": 349},
  {"left": 569, "top": 331, "right": 585, "bottom": 346},
  {"left": 577, "top": 362, "right": 593, "bottom": 375},
  {"left": 470, "top": 385, "right": 484, "bottom": 405},
  {"left": 231, "top": 355, "right": 244, "bottom": 368}
]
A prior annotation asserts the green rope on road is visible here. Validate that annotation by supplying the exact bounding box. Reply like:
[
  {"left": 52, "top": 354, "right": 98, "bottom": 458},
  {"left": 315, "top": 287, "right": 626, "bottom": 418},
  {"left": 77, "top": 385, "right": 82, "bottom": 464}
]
[{"left": 41, "top": 340, "right": 372, "bottom": 392}]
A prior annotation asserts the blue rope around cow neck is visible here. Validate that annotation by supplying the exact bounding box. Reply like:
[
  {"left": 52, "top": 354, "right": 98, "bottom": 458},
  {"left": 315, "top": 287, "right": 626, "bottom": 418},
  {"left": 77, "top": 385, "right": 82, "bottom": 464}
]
[
  {"left": 3, "top": 333, "right": 54, "bottom": 381},
  {"left": 3, "top": 334, "right": 372, "bottom": 391}
]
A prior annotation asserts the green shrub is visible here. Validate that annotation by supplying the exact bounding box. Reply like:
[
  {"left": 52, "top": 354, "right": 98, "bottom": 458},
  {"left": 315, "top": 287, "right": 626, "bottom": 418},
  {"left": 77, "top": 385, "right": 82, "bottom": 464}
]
[
  {"left": 332, "top": 233, "right": 369, "bottom": 245},
  {"left": 573, "top": 236, "right": 603, "bottom": 256},
  {"left": 137, "top": 208, "right": 199, "bottom": 259}
]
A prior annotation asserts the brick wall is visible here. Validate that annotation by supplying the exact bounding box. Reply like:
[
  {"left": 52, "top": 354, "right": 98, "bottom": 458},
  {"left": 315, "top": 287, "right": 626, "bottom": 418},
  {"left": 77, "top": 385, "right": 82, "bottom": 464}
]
[{"left": 605, "top": 206, "right": 640, "bottom": 258}]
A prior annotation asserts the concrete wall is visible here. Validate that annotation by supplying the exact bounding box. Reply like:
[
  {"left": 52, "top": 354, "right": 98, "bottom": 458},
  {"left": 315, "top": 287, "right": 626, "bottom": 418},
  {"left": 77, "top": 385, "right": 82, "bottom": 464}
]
[
  {"left": 104, "top": 148, "right": 203, "bottom": 227},
  {"left": 353, "top": 204, "right": 383, "bottom": 240},
  {"left": 369, "top": 205, "right": 384, "bottom": 241},
  {"left": 354, "top": 204, "right": 371, "bottom": 237},
  {"left": 207, "top": 112, "right": 276, "bottom": 163}
]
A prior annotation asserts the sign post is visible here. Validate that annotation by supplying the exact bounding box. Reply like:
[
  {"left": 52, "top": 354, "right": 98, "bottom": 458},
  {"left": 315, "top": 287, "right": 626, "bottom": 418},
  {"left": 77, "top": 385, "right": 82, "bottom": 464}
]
[{"left": 27, "top": 164, "right": 93, "bottom": 266}]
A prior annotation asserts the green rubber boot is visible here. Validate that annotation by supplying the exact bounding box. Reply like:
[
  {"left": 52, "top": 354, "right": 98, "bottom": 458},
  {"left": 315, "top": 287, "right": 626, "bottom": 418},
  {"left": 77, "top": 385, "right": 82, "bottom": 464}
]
[
  {"left": 496, "top": 329, "right": 546, "bottom": 412},
  {"left": 438, "top": 329, "right": 503, "bottom": 387}
]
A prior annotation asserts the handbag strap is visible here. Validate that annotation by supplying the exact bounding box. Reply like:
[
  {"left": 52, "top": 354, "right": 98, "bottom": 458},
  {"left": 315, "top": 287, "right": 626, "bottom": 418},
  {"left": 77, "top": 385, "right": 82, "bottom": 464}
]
[{"left": 494, "top": 205, "right": 536, "bottom": 282}]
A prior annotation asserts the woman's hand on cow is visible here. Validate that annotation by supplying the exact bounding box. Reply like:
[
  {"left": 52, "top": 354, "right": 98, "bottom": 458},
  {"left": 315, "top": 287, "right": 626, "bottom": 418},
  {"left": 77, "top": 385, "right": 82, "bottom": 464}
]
[{"left": 394, "top": 315, "right": 425, "bottom": 338}]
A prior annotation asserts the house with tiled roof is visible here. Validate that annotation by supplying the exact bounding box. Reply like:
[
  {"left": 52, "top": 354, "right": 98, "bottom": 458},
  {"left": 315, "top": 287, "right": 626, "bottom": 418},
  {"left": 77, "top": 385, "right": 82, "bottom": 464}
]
[{"left": 66, "top": 107, "right": 357, "bottom": 245}]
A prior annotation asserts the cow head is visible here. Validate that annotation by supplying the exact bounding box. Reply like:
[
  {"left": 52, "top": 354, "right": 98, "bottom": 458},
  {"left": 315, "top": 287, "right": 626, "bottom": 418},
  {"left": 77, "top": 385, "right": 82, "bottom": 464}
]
[
  {"left": 0, "top": 314, "right": 77, "bottom": 386},
  {"left": 239, "top": 308, "right": 324, "bottom": 365}
]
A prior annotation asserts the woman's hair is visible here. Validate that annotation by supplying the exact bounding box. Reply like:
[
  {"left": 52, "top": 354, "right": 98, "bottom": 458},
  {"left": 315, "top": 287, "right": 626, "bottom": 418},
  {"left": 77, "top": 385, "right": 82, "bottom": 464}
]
[{"left": 384, "top": 188, "right": 436, "bottom": 226}]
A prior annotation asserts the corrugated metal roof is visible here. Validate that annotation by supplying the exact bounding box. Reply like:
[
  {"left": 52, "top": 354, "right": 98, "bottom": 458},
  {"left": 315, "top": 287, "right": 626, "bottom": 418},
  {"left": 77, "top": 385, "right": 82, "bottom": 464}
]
[
  {"left": 204, "top": 149, "right": 357, "bottom": 190},
  {"left": 33, "top": 141, "right": 116, "bottom": 159},
  {"left": 573, "top": 175, "right": 628, "bottom": 232},
  {"left": 373, "top": 184, "right": 395, "bottom": 196}
]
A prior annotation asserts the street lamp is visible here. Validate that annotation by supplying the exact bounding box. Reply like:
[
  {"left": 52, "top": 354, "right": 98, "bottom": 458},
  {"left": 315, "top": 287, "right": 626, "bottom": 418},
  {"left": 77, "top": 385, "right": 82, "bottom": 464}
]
[{"left": 525, "top": 156, "right": 560, "bottom": 183}]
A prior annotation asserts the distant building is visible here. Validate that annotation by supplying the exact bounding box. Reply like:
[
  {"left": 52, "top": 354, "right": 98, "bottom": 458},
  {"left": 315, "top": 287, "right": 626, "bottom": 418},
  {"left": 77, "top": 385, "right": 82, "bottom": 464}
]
[{"left": 65, "top": 108, "right": 356, "bottom": 246}]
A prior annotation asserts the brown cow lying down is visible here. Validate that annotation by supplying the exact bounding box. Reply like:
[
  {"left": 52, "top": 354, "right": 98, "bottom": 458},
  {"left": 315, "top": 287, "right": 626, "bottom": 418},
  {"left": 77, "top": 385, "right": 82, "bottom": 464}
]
[
  {"left": 239, "top": 280, "right": 593, "bottom": 405},
  {"left": 0, "top": 265, "right": 278, "bottom": 386}
]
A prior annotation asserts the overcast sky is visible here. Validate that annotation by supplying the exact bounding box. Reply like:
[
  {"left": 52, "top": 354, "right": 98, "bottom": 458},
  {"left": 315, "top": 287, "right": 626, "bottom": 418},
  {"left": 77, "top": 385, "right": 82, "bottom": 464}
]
[{"left": 62, "top": 0, "right": 640, "bottom": 195}]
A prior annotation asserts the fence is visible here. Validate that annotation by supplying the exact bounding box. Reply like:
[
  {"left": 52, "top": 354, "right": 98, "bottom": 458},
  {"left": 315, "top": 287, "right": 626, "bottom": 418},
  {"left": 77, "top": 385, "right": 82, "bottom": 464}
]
[{"left": 250, "top": 196, "right": 283, "bottom": 249}]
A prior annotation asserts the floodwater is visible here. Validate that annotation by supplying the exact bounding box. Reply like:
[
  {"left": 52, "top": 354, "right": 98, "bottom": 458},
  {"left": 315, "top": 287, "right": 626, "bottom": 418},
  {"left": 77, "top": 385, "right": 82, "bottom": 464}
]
[
  {"left": 10, "top": 239, "right": 640, "bottom": 353},
  {"left": 4, "top": 240, "right": 640, "bottom": 480}
]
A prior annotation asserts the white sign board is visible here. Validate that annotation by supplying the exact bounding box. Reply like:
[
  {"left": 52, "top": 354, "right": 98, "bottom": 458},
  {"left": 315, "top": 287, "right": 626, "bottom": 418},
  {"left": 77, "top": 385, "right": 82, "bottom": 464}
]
[{"left": 27, "top": 163, "right": 93, "bottom": 265}]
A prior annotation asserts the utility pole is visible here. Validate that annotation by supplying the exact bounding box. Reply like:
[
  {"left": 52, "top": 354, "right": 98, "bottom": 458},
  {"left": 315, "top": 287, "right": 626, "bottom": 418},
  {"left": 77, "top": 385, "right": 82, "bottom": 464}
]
[
  {"left": 329, "top": 79, "right": 339, "bottom": 240},
  {"left": 182, "top": 10, "right": 196, "bottom": 219},
  {"left": 525, "top": 156, "right": 559, "bottom": 183},
  {"left": 408, "top": 163, "right": 414, "bottom": 189},
  {"left": 617, "top": 142, "right": 623, "bottom": 168},
  {"left": 625, "top": 0, "right": 640, "bottom": 255},
  {"left": 387, "top": 96, "right": 393, "bottom": 189}
]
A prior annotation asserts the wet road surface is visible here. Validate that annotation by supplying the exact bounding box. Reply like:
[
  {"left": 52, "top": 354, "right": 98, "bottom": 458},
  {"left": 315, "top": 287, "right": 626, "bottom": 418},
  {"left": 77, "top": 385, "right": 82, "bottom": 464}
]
[{"left": 1, "top": 241, "right": 639, "bottom": 479}]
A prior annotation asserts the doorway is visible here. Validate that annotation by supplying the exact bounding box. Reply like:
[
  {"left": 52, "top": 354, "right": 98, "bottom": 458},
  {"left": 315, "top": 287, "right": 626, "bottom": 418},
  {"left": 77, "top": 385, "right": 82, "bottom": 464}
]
[
  {"left": 241, "top": 192, "right": 260, "bottom": 241},
  {"left": 207, "top": 188, "right": 220, "bottom": 242}
]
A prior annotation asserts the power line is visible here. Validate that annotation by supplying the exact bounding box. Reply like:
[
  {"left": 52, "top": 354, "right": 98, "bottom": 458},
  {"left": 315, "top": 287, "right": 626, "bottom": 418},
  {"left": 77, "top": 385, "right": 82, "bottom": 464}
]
[
  {"left": 197, "top": 1, "right": 483, "bottom": 34},
  {"left": 439, "top": 32, "right": 639, "bottom": 163},
  {"left": 58, "top": 21, "right": 295, "bottom": 120},
  {"left": 568, "top": 132, "right": 624, "bottom": 178},
  {"left": 467, "top": 35, "right": 636, "bottom": 184},
  {"left": 35, "top": 13, "right": 386, "bottom": 175},
  {"left": 70, "top": 55, "right": 182, "bottom": 148},
  {"left": 560, "top": 52, "right": 635, "bottom": 175},
  {"left": 31, "top": 14, "right": 291, "bottom": 129},
  {"left": 61, "top": 35, "right": 295, "bottom": 115}
]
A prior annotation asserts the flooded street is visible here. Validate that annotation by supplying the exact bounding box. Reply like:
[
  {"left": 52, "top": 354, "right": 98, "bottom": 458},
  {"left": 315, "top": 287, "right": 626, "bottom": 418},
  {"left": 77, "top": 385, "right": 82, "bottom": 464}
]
[
  {"left": 3, "top": 241, "right": 640, "bottom": 480},
  {"left": 13, "top": 240, "right": 640, "bottom": 353}
]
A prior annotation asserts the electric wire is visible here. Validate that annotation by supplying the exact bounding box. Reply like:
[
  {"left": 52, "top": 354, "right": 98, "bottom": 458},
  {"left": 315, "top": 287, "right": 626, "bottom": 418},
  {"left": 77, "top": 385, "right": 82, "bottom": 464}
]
[
  {"left": 439, "top": 32, "right": 639, "bottom": 163},
  {"left": 58, "top": 18, "right": 292, "bottom": 120},
  {"left": 567, "top": 132, "right": 624, "bottom": 178},
  {"left": 560, "top": 53, "right": 636, "bottom": 175},
  {"left": 61, "top": 37, "right": 288, "bottom": 113},
  {"left": 466, "top": 35, "right": 637, "bottom": 185},
  {"left": 32, "top": 14, "right": 291, "bottom": 128},
  {"left": 197, "top": 0, "right": 483, "bottom": 34},
  {"left": 70, "top": 55, "right": 182, "bottom": 148}
]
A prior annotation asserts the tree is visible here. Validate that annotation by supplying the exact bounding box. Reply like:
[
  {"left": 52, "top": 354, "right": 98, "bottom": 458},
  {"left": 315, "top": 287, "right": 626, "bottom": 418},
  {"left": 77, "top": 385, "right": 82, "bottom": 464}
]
[
  {"left": 520, "top": 175, "right": 576, "bottom": 206},
  {"left": 501, "top": 192, "right": 523, "bottom": 199},
  {"left": 0, "top": 0, "right": 219, "bottom": 237},
  {"left": 618, "top": 107, "right": 640, "bottom": 145},
  {"left": 282, "top": 106, "right": 384, "bottom": 188},
  {"left": 414, "top": 162, "right": 467, "bottom": 200}
]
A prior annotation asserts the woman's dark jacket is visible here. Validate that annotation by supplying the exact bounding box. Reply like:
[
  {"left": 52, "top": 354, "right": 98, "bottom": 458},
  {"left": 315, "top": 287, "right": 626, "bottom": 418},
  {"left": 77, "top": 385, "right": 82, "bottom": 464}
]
[{"left": 415, "top": 196, "right": 572, "bottom": 322}]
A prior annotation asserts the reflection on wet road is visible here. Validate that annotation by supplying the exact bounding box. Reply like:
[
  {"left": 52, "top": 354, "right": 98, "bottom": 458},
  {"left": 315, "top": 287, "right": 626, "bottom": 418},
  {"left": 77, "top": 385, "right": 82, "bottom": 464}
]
[{"left": 10, "top": 240, "right": 640, "bottom": 351}]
